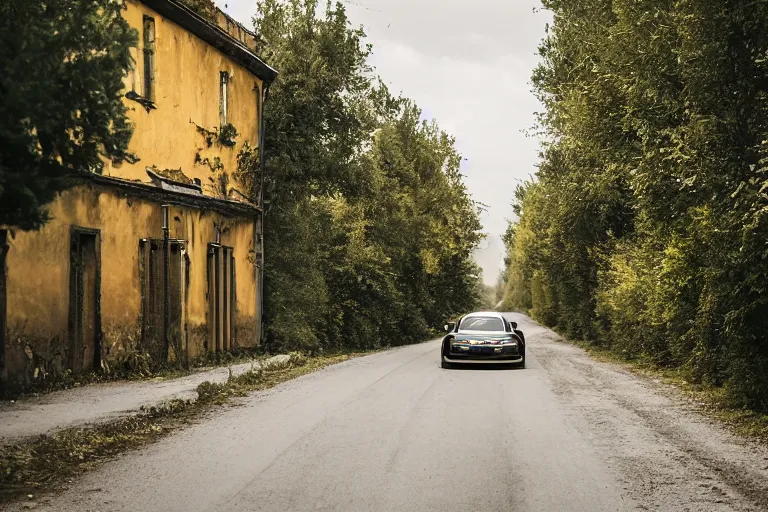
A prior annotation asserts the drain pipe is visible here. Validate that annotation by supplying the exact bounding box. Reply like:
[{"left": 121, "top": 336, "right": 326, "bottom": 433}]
[
  {"left": 258, "top": 83, "right": 270, "bottom": 346},
  {"left": 161, "top": 204, "right": 170, "bottom": 362},
  {"left": 0, "top": 229, "right": 7, "bottom": 392}
]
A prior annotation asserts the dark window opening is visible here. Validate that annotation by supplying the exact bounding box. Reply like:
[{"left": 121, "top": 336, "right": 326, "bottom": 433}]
[
  {"left": 220, "top": 71, "right": 229, "bottom": 127},
  {"left": 143, "top": 16, "right": 156, "bottom": 101}
]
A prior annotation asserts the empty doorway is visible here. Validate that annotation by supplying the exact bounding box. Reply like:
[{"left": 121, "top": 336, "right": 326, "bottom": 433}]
[
  {"left": 139, "top": 238, "right": 188, "bottom": 364},
  {"left": 68, "top": 228, "right": 101, "bottom": 374},
  {"left": 207, "top": 244, "right": 236, "bottom": 353}
]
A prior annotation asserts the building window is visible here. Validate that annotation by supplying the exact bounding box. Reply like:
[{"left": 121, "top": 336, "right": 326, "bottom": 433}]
[
  {"left": 143, "top": 16, "right": 156, "bottom": 101},
  {"left": 219, "top": 71, "right": 229, "bottom": 126}
]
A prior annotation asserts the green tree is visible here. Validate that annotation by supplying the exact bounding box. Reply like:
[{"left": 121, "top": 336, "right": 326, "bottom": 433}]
[
  {"left": 361, "top": 102, "right": 485, "bottom": 339},
  {"left": 252, "top": 0, "right": 483, "bottom": 353},
  {"left": 253, "top": 0, "right": 380, "bottom": 352},
  {"left": 502, "top": 0, "right": 768, "bottom": 411},
  {"left": 0, "top": 0, "right": 137, "bottom": 230}
]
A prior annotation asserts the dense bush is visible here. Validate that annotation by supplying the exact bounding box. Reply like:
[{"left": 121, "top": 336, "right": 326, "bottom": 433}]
[{"left": 502, "top": 0, "right": 768, "bottom": 411}]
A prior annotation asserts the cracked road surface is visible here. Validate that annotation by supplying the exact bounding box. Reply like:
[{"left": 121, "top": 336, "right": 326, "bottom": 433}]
[{"left": 8, "top": 314, "right": 768, "bottom": 512}]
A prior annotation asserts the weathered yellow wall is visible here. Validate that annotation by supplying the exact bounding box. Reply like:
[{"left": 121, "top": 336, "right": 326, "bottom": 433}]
[
  {"left": 2, "top": 0, "right": 266, "bottom": 385},
  {"left": 4, "top": 183, "right": 259, "bottom": 382},
  {"left": 105, "top": 0, "right": 263, "bottom": 198},
  {"left": 217, "top": 11, "right": 257, "bottom": 49},
  {"left": 170, "top": 204, "right": 259, "bottom": 356}
]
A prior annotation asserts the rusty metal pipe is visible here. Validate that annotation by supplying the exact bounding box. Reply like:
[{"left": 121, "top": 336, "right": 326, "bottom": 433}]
[{"left": 161, "top": 205, "right": 170, "bottom": 362}]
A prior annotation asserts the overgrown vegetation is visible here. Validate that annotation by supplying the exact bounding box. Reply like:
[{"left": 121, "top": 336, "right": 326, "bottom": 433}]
[
  {"left": 501, "top": 0, "right": 768, "bottom": 413},
  {"left": 253, "top": 0, "right": 484, "bottom": 354},
  {"left": 0, "top": 352, "right": 356, "bottom": 504},
  {"left": 180, "top": 0, "right": 218, "bottom": 22},
  {"left": 218, "top": 123, "right": 239, "bottom": 147},
  {"left": 0, "top": 0, "right": 137, "bottom": 230},
  {"left": 194, "top": 122, "right": 239, "bottom": 149},
  {"left": 1, "top": 344, "right": 265, "bottom": 400}
]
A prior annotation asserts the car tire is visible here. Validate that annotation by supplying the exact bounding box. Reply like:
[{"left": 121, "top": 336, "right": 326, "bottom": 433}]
[
  {"left": 518, "top": 351, "right": 526, "bottom": 369},
  {"left": 441, "top": 357, "right": 453, "bottom": 369}
]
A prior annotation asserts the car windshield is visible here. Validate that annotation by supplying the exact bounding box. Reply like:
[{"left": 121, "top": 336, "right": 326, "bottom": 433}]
[{"left": 459, "top": 316, "right": 505, "bottom": 332}]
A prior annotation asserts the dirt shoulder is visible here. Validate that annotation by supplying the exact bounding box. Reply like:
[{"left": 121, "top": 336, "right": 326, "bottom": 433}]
[{"left": 520, "top": 315, "right": 768, "bottom": 511}]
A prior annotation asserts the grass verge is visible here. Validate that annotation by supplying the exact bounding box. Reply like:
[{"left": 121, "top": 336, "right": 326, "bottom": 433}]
[
  {"left": 571, "top": 340, "right": 768, "bottom": 443},
  {"left": 1, "top": 347, "right": 269, "bottom": 401},
  {"left": 0, "top": 352, "right": 362, "bottom": 505}
]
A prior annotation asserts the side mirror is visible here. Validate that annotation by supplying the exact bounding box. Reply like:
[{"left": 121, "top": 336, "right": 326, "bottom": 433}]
[
  {"left": 444, "top": 322, "right": 455, "bottom": 332},
  {"left": 510, "top": 321, "right": 518, "bottom": 330}
]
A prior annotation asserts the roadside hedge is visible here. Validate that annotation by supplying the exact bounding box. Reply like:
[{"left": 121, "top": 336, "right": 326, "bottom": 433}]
[{"left": 502, "top": 0, "right": 768, "bottom": 412}]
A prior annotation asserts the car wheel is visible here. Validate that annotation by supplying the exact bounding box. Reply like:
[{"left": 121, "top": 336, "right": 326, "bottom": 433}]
[
  {"left": 441, "top": 357, "right": 453, "bottom": 369},
  {"left": 518, "top": 351, "right": 526, "bottom": 369}
]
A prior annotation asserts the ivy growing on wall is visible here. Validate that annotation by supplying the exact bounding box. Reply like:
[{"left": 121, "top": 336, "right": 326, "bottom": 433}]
[
  {"left": 194, "top": 153, "right": 224, "bottom": 173},
  {"left": 218, "top": 123, "right": 239, "bottom": 147},
  {"left": 234, "top": 143, "right": 259, "bottom": 203},
  {"left": 193, "top": 122, "right": 239, "bottom": 149}
]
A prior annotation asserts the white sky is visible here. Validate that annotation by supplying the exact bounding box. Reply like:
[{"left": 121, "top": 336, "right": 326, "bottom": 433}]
[{"left": 216, "top": 0, "right": 550, "bottom": 285}]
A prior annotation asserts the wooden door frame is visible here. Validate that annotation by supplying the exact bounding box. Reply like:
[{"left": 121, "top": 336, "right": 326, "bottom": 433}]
[
  {"left": 139, "top": 238, "right": 188, "bottom": 365},
  {"left": 207, "top": 243, "right": 236, "bottom": 354},
  {"left": 207, "top": 243, "right": 221, "bottom": 353},
  {"left": 0, "top": 229, "right": 8, "bottom": 387},
  {"left": 68, "top": 226, "right": 102, "bottom": 373}
]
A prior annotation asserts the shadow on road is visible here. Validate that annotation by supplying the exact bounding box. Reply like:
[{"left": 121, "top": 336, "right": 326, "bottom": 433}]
[{"left": 441, "top": 364, "right": 523, "bottom": 371}]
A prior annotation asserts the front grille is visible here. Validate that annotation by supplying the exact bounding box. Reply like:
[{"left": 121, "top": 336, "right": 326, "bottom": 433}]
[{"left": 450, "top": 345, "right": 519, "bottom": 358}]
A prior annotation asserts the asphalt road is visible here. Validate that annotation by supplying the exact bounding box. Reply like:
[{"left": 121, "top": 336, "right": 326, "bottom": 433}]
[{"left": 8, "top": 314, "right": 768, "bottom": 512}]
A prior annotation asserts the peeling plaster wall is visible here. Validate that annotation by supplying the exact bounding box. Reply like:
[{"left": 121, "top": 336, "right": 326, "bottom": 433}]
[
  {"left": 216, "top": 11, "right": 258, "bottom": 49},
  {"left": 3, "top": 183, "right": 259, "bottom": 384},
  {"left": 169, "top": 202, "right": 258, "bottom": 356},
  {"left": 104, "top": 0, "right": 263, "bottom": 197},
  {"left": 1, "top": 0, "right": 265, "bottom": 386}
]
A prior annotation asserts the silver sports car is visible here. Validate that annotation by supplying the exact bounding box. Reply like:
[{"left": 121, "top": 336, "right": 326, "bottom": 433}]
[{"left": 440, "top": 312, "right": 526, "bottom": 369}]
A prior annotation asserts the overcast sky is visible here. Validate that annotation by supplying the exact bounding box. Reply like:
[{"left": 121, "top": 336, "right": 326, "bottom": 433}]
[{"left": 216, "top": 0, "right": 550, "bottom": 285}]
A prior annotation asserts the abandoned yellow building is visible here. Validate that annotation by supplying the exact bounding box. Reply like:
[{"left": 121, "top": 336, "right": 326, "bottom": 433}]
[{"left": 0, "top": 0, "right": 277, "bottom": 386}]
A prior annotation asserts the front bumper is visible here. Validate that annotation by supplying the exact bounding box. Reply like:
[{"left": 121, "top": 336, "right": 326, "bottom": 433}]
[
  {"left": 445, "top": 343, "right": 522, "bottom": 364},
  {"left": 443, "top": 355, "right": 523, "bottom": 364}
]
